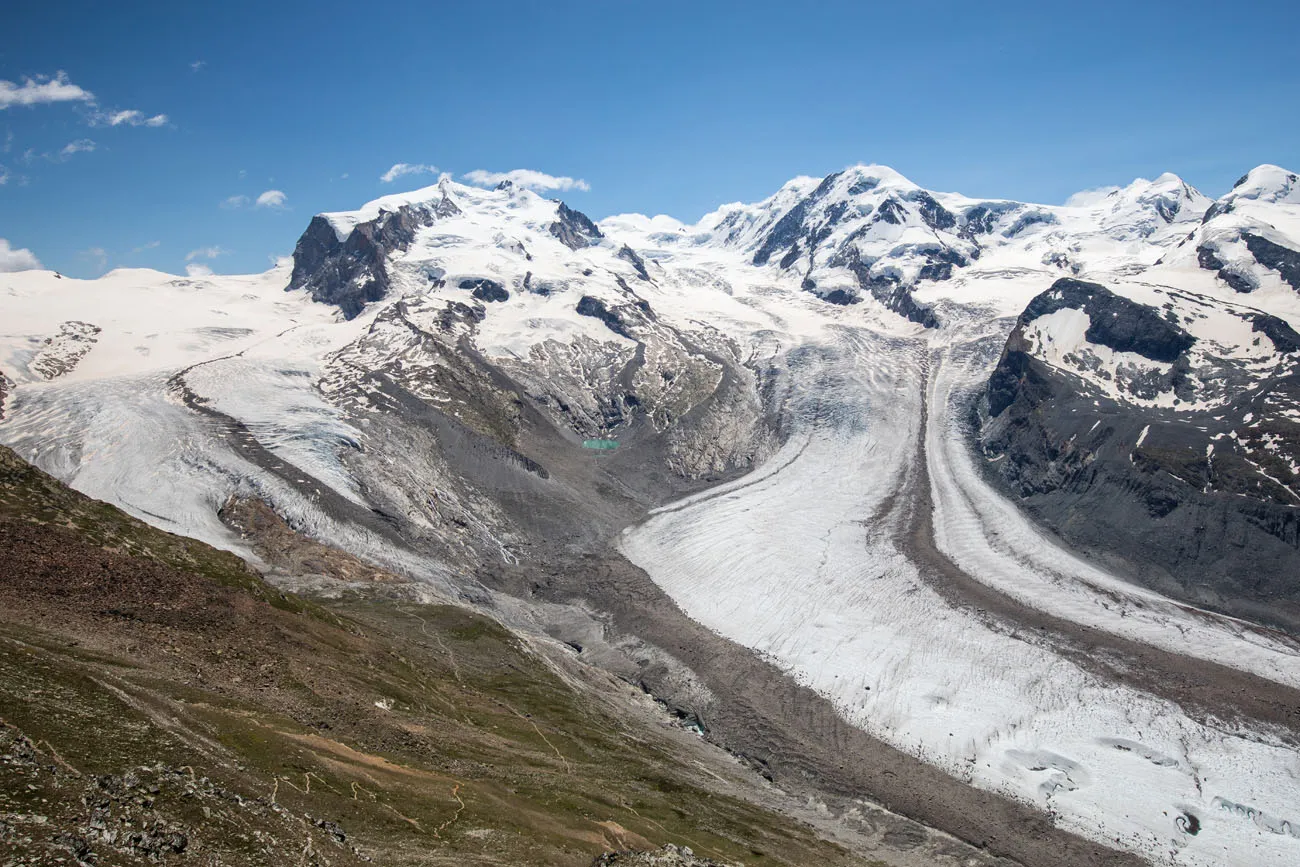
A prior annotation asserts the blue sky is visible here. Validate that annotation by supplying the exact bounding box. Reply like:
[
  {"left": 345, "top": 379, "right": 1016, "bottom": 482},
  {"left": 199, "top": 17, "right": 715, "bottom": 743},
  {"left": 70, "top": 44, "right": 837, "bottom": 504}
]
[{"left": 2, "top": 0, "right": 1297, "bottom": 278}]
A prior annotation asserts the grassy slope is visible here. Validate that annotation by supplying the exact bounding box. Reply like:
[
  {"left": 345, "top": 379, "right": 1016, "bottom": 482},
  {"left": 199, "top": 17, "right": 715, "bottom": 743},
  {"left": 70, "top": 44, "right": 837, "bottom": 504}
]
[{"left": 0, "top": 446, "right": 869, "bottom": 866}]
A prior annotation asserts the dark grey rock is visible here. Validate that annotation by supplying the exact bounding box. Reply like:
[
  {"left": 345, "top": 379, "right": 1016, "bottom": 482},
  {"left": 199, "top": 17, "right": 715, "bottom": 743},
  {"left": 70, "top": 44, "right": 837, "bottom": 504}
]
[
  {"left": 752, "top": 171, "right": 843, "bottom": 267},
  {"left": 549, "top": 202, "right": 604, "bottom": 250},
  {"left": 1003, "top": 209, "right": 1057, "bottom": 237},
  {"left": 980, "top": 279, "right": 1300, "bottom": 633},
  {"left": 1201, "top": 200, "right": 1234, "bottom": 223},
  {"left": 917, "top": 246, "right": 969, "bottom": 282},
  {"left": 846, "top": 175, "right": 879, "bottom": 196},
  {"left": 1243, "top": 232, "right": 1300, "bottom": 291},
  {"left": 459, "top": 278, "right": 509, "bottom": 303},
  {"left": 819, "top": 288, "right": 857, "bottom": 306},
  {"left": 1196, "top": 244, "right": 1226, "bottom": 272},
  {"left": 288, "top": 204, "right": 435, "bottom": 319},
  {"left": 909, "top": 190, "right": 957, "bottom": 231},
  {"left": 617, "top": 244, "right": 651, "bottom": 281},
  {"left": 872, "top": 196, "right": 907, "bottom": 225},
  {"left": 1253, "top": 313, "right": 1300, "bottom": 353},
  {"left": 576, "top": 295, "right": 634, "bottom": 338},
  {"left": 840, "top": 247, "right": 937, "bottom": 327},
  {"left": 1014, "top": 278, "right": 1195, "bottom": 364}
]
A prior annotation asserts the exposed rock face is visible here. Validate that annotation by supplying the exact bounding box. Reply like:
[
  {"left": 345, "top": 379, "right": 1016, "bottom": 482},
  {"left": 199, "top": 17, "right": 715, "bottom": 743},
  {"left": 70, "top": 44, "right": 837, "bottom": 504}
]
[
  {"left": 288, "top": 205, "right": 435, "bottom": 318},
  {"left": 1243, "top": 232, "right": 1300, "bottom": 291},
  {"left": 981, "top": 278, "right": 1300, "bottom": 631},
  {"left": 1017, "top": 278, "right": 1195, "bottom": 366},
  {"left": 460, "top": 277, "right": 509, "bottom": 302},
  {"left": 30, "top": 321, "right": 101, "bottom": 380},
  {"left": 1196, "top": 242, "right": 1256, "bottom": 292},
  {"left": 1254, "top": 313, "right": 1300, "bottom": 353},
  {"left": 575, "top": 294, "right": 648, "bottom": 339},
  {"left": 751, "top": 172, "right": 842, "bottom": 266},
  {"left": 911, "top": 190, "right": 957, "bottom": 231},
  {"left": 916, "top": 245, "right": 969, "bottom": 282},
  {"left": 618, "top": 244, "right": 652, "bottom": 281},
  {"left": 550, "top": 202, "right": 604, "bottom": 250},
  {"left": 839, "top": 247, "right": 937, "bottom": 328}
]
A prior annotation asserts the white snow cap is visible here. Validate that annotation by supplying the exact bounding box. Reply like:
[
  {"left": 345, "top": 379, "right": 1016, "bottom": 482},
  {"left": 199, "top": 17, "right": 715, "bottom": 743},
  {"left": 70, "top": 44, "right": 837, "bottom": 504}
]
[{"left": 1225, "top": 164, "right": 1300, "bottom": 204}]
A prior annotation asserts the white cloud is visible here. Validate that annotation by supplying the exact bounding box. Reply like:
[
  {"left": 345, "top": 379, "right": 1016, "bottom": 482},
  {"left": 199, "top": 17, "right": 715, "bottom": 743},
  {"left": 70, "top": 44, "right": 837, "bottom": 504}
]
[
  {"left": 0, "top": 238, "right": 42, "bottom": 271},
  {"left": 223, "top": 190, "right": 287, "bottom": 210},
  {"left": 0, "top": 72, "right": 167, "bottom": 146},
  {"left": 255, "top": 189, "right": 286, "bottom": 209},
  {"left": 380, "top": 162, "right": 437, "bottom": 183},
  {"left": 60, "top": 138, "right": 96, "bottom": 157},
  {"left": 93, "top": 109, "right": 168, "bottom": 128},
  {"left": 185, "top": 245, "right": 227, "bottom": 261},
  {"left": 185, "top": 263, "right": 213, "bottom": 278},
  {"left": 190, "top": 60, "right": 206, "bottom": 72},
  {"left": 1064, "top": 185, "right": 1121, "bottom": 208},
  {"left": 462, "top": 168, "right": 590, "bottom": 193},
  {"left": 131, "top": 240, "right": 161, "bottom": 254},
  {"left": 0, "top": 164, "right": 8, "bottom": 185},
  {"left": 0, "top": 71, "right": 93, "bottom": 109}
]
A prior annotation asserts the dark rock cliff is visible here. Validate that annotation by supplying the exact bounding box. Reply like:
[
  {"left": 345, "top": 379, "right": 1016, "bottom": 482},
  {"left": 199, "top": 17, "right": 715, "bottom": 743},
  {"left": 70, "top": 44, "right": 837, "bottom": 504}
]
[
  {"left": 289, "top": 206, "right": 429, "bottom": 318},
  {"left": 550, "top": 202, "right": 604, "bottom": 251},
  {"left": 979, "top": 278, "right": 1300, "bottom": 633}
]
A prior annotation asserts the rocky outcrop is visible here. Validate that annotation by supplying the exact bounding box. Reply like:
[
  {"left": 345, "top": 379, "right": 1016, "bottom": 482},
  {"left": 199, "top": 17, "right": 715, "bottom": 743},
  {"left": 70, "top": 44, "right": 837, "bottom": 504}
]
[
  {"left": 288, "top": 204, "right": 436, "bottom": 319},
  {"left": 1243, "top": 232, "right": 1300, "bottom": 291},
  {"left": 550, "top": 202, "right": 604, "bottom": 250},
  {"left": 980, "top": 279, "right": 1300, "bottom": 632},
  {"left": 575, "top": 295, "right": 651, "bottom": 339},
  {"left": 916, "top": 245, "right": 969, "bottom": 282},
  {"left": 751, "top": 172, "right": 843, "bottom": 267},
  {"left": 460, "top": 277, "right": 509, "bottom": 303},
  {"left": 910, "top": 190, "right": 957, "bottom": 231},
  {"left": 872, "top": 196, "right": 906, "bottom": 225},
  {"left": 1253, "top": 313, "right": 1300, "bottom": 353},
  {"left": 593, "top": 844, "right": 730, "bottom": 866},
  {"left": 618, "top": 244, "right": 652, "bottom": 281},
  {"left": 840, "top": 247, "right": 938, "bottom": 328},
  {"left": 30, "top": 321, "right": 101, "bottom": 380},
  {"left": 1014, "top": 278, "right": 1195, "bottom": 365},
  {"left": 1196, "top": 242, "right": 1255, "bottom": 292}
]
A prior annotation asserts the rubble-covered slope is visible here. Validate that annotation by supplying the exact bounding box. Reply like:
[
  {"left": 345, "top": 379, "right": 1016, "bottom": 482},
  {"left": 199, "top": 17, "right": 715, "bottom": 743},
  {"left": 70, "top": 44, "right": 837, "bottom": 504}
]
[{"left": 0, "top": 444, "right": 872, "bottom": 867}]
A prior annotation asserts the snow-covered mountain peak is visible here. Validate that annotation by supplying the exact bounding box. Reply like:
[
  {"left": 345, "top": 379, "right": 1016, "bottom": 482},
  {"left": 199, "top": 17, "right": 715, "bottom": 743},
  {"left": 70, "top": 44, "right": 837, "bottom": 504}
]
[
  {"left": 1226, "top": 163, "right": 1300, "bottom": 205},
  {"left": 1055, "top": 173, "right": 1211, "bottom": 245},
  {"left": 319, "top": 175, "right": 559, "bottom": 240}
]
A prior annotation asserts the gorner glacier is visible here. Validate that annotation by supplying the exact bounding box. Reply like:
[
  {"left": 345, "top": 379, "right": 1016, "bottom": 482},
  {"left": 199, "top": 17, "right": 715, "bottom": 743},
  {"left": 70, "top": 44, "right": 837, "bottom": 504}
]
[{"left": 4, "top": 164, "right": 1300, "bottom": 867}]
